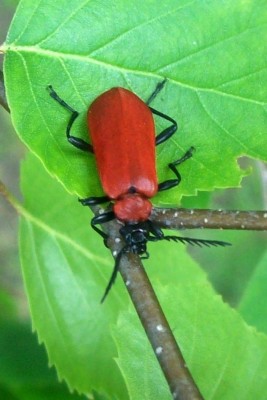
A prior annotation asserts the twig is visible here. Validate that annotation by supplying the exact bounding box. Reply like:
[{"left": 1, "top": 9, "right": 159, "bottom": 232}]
[
  {"left": 151, "top": 208, "right": 267, "bottom": 231},
  {"left": 97, "top": 211, "right": 204, "bottom": 399},
  {"left": 0, "top": 70, "right": 9, "bottom": 112},
  {"left": 118, "top": 253, "right": 204, "bottom": 399}
]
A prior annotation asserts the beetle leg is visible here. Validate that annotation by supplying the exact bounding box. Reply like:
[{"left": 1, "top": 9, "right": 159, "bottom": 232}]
[
  {"left": 47, "top": 85, "right": 93, "bottom": 152},
  {"left": 79, "top": 196, "right": 110, "bottom": 206},
  {"left": 149, "top": 107, "right": 178, "bottom": 146},
  {"left": 147, "top": 220, "right": 164, "bottom": 238},
  {"left": 91, "top": 211, "right": 115, "bottom": 242},
  {"left": 158, "top": 147, "right": 195, "bottom": 192},
  {"left": 145, "top": 79, "right": 178, "bottom": 145},
  {"left": 146, "top": 78, "right": 167, "bottom": 105}
]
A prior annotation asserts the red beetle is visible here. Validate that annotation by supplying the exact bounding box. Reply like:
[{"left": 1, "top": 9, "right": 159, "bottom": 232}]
[{"left": 48, "top": 81, "right": 229, "bottom": 301}]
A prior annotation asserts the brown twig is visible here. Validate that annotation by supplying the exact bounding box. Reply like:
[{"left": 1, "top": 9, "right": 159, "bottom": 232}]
[
  {"left": 118, "top": 253, "right": 204, "bottom": 399},
  {"left": 151, "top": 208, "right": 267, "bottom": 231},
  {"left": 98, "top": 211, "right": 204, "bottom": 399}
]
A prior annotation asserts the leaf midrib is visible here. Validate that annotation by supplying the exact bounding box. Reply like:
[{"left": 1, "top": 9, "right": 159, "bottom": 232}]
[{"left": 3, "top": 45, "right": 266, "bottom": 107}]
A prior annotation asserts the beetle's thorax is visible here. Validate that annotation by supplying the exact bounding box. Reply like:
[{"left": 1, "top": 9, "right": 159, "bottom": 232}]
[{"left": 114, "top": 193, "right": 152, "bottom": 222}]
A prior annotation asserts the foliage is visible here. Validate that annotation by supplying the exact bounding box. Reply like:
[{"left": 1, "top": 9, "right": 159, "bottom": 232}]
[{"left": 1, "top": 0, "right": 267, "bottom": 399}]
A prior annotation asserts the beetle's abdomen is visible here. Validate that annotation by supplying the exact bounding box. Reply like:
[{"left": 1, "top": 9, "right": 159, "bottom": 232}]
[{"left": 88, "top": 87, "right": 158, "bottom": 200}]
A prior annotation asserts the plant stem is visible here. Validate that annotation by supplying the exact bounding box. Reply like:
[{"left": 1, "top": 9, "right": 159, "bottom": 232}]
[
  {"left": 119, "top": 254, "right": 204, "bottom": 399},
  {"left": 152, "top": 208, "right": 267, "bottom": 231},
  {"left": 94, "top": 208, "right": 204, "bottom": 399}
]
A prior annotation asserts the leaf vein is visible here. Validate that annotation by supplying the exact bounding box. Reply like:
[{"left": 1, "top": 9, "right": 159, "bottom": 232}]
[
  {"left": 88, "top": 0, "right": 197, "bottom": 56},
  {"left": 196, "top": 90, "right": 258, "bottom": 156},
  {"left": 7, "top": 45, "right": 267, "bottom": 108},
  {"left": 156, "top": 21, "right": 267, "bottom": 74},
  {"left": 11, "top": 0, "right": 43, "bottom": 45},
  {"left": 35, "top": 0, "right": 91, "bottom": 47},
  {"left": 215, "top": 66, "right": 267, "bottom": 90}
]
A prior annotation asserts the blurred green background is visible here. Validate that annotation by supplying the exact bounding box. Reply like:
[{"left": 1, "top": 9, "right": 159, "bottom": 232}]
[{"left": 0, "top": 0, "right": 27, "bottom": 322}]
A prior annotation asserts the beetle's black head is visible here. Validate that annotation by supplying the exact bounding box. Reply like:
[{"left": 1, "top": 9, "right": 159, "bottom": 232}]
[{"left": 119, "top": 222, "right": 150, "bottom": 255}]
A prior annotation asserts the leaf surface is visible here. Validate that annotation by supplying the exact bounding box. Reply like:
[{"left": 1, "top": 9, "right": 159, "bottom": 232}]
[
  {"left": 19, "top": 153, "right": 267, "bottom": 398},
  {"left": 3, "top": 0, "right": 267, "bottom": 203}
]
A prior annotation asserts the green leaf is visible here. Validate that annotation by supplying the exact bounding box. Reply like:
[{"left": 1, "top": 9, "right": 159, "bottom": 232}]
[
  {"left": 19, "top": 154, "right": 128, "bottom": 398},
  {"left": 238, "top": 249, "right": 267, "bottom": 334},
  {"left": 191, "top": 160, "right": 267, "bottom": 306},
  {"left": 19, "top": 153, "right": 267, "bottom": 398},
  {"left": 112, "top": 282, "right": 267, "bottom": 400},
  {"left": 3, "top": 0, "right": 267, "bottom": 204},
  {"left": 112, "top": 311, "right": 171, "bottom": 400}
]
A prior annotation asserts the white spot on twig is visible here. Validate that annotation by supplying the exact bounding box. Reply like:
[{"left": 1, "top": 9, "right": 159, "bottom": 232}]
[
  {"left": 156, "top": 324, "right": 165, "bottom": 332},
  {"left": 155, "top": 346, "right": 163, "bottom": 355}
]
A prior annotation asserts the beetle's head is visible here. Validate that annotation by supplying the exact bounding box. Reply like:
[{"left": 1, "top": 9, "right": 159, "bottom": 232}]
[{"left": 119, "top": 222, "right": 150, "bottom": 256}]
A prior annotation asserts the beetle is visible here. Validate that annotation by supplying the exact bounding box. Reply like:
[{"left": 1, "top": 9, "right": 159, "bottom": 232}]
[{"left": 48, "top": 80, "right": 230, "bottom": 301}]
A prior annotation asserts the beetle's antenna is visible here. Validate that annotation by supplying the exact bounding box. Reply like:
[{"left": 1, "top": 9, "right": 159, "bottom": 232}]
[
  {"left": 162, "top": 235, "right": 231, "bottom": 247},
  {"left": 101, "top": 245, "right": 129, "bottom": 303}
]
